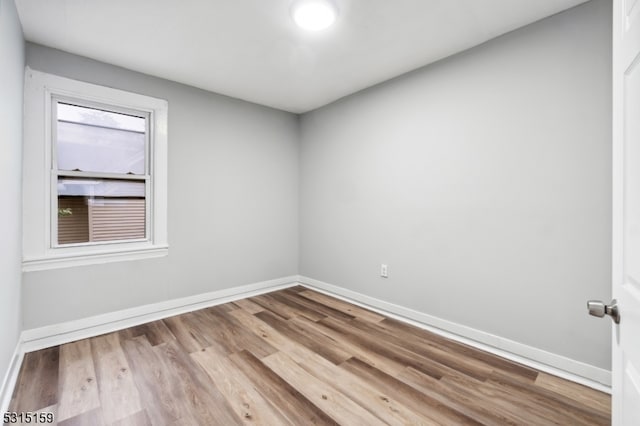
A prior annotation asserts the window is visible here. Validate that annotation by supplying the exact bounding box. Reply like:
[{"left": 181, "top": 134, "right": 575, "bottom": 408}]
[
  {"left": 23, "top": 69, "right": 168, "bottom": 271},
  {"left": 54, "top": 100, "right": 149, "bottom": 246}
]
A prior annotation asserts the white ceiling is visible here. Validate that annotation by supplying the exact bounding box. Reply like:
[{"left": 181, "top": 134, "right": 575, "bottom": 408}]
[{"left": 16, "top": 0, "right": 590, "bottom": 113}]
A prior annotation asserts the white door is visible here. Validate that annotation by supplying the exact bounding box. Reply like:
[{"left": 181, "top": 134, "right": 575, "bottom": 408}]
[{"left": 612, "top": 0, "right": 640, "bottom": 423}]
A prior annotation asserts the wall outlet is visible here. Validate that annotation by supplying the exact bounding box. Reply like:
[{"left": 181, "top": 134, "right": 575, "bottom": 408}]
[{"left": 380, "top": 264, "right": 388, "bottom": 278}]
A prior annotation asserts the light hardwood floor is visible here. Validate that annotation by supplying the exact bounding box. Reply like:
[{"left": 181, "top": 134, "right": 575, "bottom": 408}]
[{"left": 8, "top": 286, "right": 611, "bottom": 425}]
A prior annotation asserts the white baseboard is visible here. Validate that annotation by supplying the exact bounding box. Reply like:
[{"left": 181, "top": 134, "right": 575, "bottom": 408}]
[
  {"left": 0, "top": 342, "right": 24, "bottom": 413},
  {"left": 297, "top": 275, "right": 612, "bottom": 394},
  {"left": 21, "top": 276, "right": 299, "bottom": 353}
]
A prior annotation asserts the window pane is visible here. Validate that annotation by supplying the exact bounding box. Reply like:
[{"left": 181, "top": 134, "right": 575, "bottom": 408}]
[
  {"left": 58, "top": 103, "right": 145, "bottom": 132},
  {"left": 56, "top": 102, "right": 146, "bottom": 174},
  {"left": 57, "top": 177, "right": 146, "bottom": 245}
]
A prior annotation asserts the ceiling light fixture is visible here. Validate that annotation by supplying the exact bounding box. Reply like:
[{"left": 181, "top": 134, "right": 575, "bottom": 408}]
[{"left": 291, "top": 0, "right": 338, "bottom": 31}]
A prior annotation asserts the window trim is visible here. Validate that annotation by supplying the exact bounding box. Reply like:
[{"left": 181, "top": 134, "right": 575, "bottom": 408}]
[{"left": 23, "top": 68, "right": 168, "bottom": 271}]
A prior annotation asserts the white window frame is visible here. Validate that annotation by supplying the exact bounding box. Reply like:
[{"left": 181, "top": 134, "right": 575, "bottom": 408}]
[
  {"left": 23, "top": 68, "right": 168, "bottom": 271},
  {"left": 51, "top": 96, "right": 151, "bottom": 248}
]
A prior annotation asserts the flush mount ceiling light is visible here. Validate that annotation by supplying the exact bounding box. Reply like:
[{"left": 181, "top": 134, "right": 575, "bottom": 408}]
[{"left": 291, "top": 0, "right": 338, "bottom": 31}]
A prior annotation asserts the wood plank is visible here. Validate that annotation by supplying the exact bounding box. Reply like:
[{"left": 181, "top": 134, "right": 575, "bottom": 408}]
[
  {"left": 341, "top": 357, "right": 484, "bottom": 425},
  {"left": 236, "top": 310, "right": 434, "bottom": 425},
  {"left": 249, "top": 294, "right": 295, "bottom": 320},
  {"left": 114, "top": 326, "right": 138, "bottom": 342},
  {"left": 380, "top": 316, "right": 539, "bottom": 381},
  {"left": 535, "top": 372, "right": 611, "bottom": 416},
  {"left": 155, "top": 340, "right": 242, "bottom": 425},
  {"left": 56, "top": 340, "right": 100, "bottom": 422},
  {"left": 232, "top": 298, "right": 265, "bottom": 314},
  {"left": 120, "top": 336, "right": 193, "bottom": 425},
  {"left": 229, "top": 350, "right": 339, "bottom": 426},
  {"left": 266, "top": 292, "right": 327, "bottom": 321},
  {"left": 58, "top": 407, "right": 105, "bottom": 426},
  {"left": 162, "top": 312, "right": 215, "bottom": 353},
  {"left": 89, "top": 333, "right": 142, "bottom": 424},
  {"left": 212, "top": 301, "right": 238, "bottom": 313},
  {"left": 109, "top": 410, "right": 152, "bottom": 426},
  {"left": 191, "top": 346, "right": 289, "bottom": 425},
  {"left": 347, "top": 317, "right": 493, "bottom": 381},
  {"left": 486, "top": 371, "right": 610, "bottom": 425},
  {"left": 255, "top": 310, "right": 351, "bottom": 364},
  {"left": 199, "top": 306, "right": 278, "bottom": 358},
  {"left": 320, "top": 316, "right": 462, "bottom": 381},
  {"left": 439, "top": 366, "right": 601, "bottom": 425},
  {"left": 229, "top": 308, "right": 296, "bottom": 352},
  {"left": 398, "top": 366, "right": 533, "bottom": 425},
  {"left": 279, "top": 289, "right": 357, "bottom": 321},
  {"left": 262, "top": 351, "right": 383, "bottom": 426},
  {"left": 298, "top": 290, "right": 385, "bottom": 323},
  {"left": 9, "top": 347, "right": 59, "bottom": 413},
  {"left": 126, "top": 320, "right": 176, "bottom": 347},
  {"left": 284, "top": 349, "right": 436, "bottom": 425},
  {"left": 230, "top": 309, "right": 358, "bottom": 377},
  {"left": 288, "top": 315, "right": 406, "bottom": 376}
]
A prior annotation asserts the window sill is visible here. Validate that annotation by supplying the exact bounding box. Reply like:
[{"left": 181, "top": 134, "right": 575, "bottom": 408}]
[{"left": 22, "top": 245, "right": 169, "bottom": 272}]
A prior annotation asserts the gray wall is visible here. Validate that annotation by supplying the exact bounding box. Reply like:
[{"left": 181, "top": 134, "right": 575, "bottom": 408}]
[
  {"left": 300, "top": 0, "right": 612, "bottom": 369},
  {"left": 0, "top": 0, "right": 24, "bottom": 382},
  {"left": 23, "top": 44, "right": 299, "bottom": 328}
]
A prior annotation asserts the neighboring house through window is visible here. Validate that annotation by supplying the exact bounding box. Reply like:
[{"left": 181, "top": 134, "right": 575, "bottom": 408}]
[{"left": 22, "top": 69, "right": 168, "bottom": 271}]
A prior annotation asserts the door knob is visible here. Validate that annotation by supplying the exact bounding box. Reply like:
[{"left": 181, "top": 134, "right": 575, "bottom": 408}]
[{"left": 587, "top": 299, "right": 620, "bottom": 324}]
